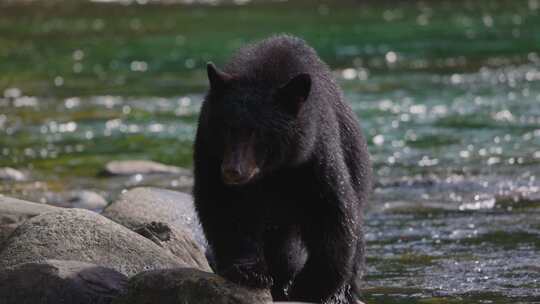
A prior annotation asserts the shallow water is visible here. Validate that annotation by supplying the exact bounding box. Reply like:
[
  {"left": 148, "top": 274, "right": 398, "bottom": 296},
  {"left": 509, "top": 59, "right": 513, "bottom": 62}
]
[{"left": 1, "top": 0, "right": 539, "bottom": 302}]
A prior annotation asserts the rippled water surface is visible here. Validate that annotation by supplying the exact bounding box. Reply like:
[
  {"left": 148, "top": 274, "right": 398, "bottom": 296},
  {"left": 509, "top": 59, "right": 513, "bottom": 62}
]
[{"left": 1, "top": 0, "right": 539, "bottom": 302}]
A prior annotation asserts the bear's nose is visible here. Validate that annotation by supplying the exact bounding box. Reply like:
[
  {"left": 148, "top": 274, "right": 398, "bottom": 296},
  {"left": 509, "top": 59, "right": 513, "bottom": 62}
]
[{"left": 221, "top": 166, "right": 246, "bottom": 185}]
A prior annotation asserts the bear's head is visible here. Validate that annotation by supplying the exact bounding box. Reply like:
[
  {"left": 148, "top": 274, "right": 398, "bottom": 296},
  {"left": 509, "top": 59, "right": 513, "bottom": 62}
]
[{"left": 204, "top": 62, "right": 311, "bottom": 186}]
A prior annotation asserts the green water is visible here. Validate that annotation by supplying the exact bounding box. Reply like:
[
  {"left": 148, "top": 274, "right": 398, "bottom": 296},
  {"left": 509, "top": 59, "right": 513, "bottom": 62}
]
[{"left": 1, "top": 0, "right": 540, "bottom": 302}]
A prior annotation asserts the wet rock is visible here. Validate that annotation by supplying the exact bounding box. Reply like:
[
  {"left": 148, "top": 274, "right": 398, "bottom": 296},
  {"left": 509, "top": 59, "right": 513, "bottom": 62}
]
[
  {"left": 113, "top": 268, "right": 272, "bottom": 304},
  {"left": 0, "top": 260, "right": 127, "bottom": 304},
  {"left": 102, "top": 187, "right": 205, "bottom": 248},
  {"left": 46, "top": 190, "right": 109, "bottom": 211},
  {"left": 102, "top": 160, "right": 188, "bottom": 176},
  {"left": 0, "top": 167, "right": 26, "bottom": 181},
  {"left": 133, "top": 221, "right": 211, "bottom": 272},
  {"left": 0, "top": 208, "right": 188, "bottom": 276}
]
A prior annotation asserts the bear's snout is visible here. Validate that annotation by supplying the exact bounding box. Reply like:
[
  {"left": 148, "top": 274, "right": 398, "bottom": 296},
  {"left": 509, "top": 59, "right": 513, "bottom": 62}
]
[
  {"left": 221, "top": 139, "right": 260, "bottom": 185},
  {"left": 221, "top": 163, "right": 259, "bottom": 185}
]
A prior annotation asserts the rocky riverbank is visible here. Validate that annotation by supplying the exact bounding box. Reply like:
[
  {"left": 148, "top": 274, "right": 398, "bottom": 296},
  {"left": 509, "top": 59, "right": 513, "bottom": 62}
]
[{"left": 0, "top": 186, "right": 273, "bottom": 303}]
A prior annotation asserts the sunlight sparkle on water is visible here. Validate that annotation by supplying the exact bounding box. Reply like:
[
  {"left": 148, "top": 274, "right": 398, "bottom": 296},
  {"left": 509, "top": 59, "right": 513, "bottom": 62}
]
[{"left": 2, "top": 2, "right": 540, "bottom": 301}]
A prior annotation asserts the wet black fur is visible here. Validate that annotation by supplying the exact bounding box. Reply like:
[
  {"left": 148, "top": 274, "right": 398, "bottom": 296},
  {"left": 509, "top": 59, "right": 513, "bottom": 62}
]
[{"left": 193, "top": 35, "right": 372, "bottom": 304}]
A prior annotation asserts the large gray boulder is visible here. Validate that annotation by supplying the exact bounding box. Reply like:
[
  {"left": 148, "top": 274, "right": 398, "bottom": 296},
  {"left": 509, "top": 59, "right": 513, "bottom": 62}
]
[
  {"left": 114, "top": 268, "right": 272, "bottom": 304},
  {"left": 0, "top": 208, "right": 193, "bottom": 276},
  {"left": 0, "top": 260, "right": 127, "bottom": 304},
  {"left": 102, "top": 187, "right": 205, "bottom": 247}
]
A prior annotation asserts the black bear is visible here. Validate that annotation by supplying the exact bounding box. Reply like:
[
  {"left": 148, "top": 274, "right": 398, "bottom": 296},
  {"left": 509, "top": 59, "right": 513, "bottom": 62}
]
[{"left": 193, "top": 35, "right": 371, "bottom": 304}]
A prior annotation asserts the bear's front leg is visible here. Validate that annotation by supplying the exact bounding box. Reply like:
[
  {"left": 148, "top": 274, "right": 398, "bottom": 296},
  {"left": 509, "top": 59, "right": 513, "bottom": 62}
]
[
  {"left": 289, "top": 224, "right": 356, "bottom": 303},
  {"left": 199, "top": 203, "right": 273, "bottom": 289},
  {"left": 289, "top": 191, "right": 359, "bottom": 303}
]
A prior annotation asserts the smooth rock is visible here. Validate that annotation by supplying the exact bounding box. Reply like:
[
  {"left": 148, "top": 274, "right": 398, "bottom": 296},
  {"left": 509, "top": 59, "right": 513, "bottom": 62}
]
[
  {"left": 69, "top": 190, "right": 109, "bottom": 210},
  {"left": 113, "top": 268, "right": 272, "bottom": 304},
  {"left": 0, "top": 167, "right": 26, "bottom": 181},
  {"left": 0, "top": 260, "right": 127, "bottom": 304},
  {"left": 0, "top": 208, "right": 188, "bottom": 276},
  {"left": 102, "top": 187, "right": 206, "bottom": 248},
  {"left": 102, "top": 160, "right": 188, "bottom": 176}
]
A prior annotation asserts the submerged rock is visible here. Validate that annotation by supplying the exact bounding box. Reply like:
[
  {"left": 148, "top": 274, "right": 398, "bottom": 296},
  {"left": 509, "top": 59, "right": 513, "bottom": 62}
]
[
  {"left": 113, "top": 268, "right": 271, "bottom": 304},
  {"left": 0, "top": 167, "right": 26, "bottom": 181},
  {"left": 0, "top": 208, "right": 190, "bottom": 276},
  {"left": 95, "top": 172, "right": 194, "bottom": 196},
  {"left": 0, "top": 260, "right": 127, "bottom": 304},
  {"left": 102, "top": 160, "right": 188, "bottom": 176},
  {"left": 102, "top": 187, "right": 206, "bottom": 248}
]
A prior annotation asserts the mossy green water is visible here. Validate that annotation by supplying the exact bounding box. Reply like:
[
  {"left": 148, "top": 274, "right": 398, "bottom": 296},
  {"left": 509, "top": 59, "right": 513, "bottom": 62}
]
[{"left": 2, "top": 0, "right": 540, "bottom": 97}]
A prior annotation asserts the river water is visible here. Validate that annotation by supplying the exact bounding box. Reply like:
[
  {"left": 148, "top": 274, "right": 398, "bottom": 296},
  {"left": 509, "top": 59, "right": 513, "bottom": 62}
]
[{"left": 1, "top": 1, "right": 539, "bottom": 303}]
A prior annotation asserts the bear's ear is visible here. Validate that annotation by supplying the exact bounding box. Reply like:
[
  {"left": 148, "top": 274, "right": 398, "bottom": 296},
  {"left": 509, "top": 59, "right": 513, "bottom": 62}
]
[
  {"left": 207, "top": 62, "right": 232, "bottom": 92},
  {"left": 276, "top": 73, "right": 311, "bottom": 115}
]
